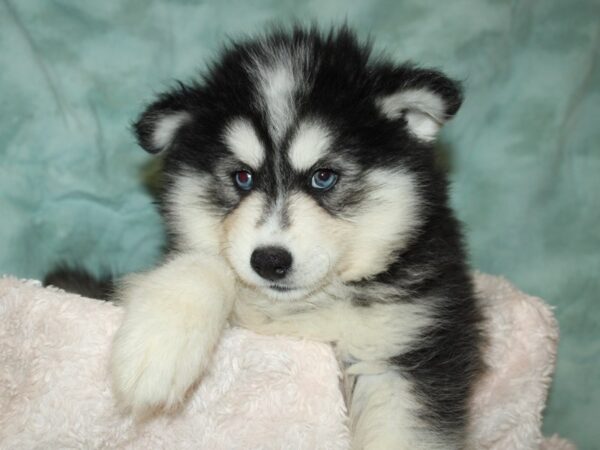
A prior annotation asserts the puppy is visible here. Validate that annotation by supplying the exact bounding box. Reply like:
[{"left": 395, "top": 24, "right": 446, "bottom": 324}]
[{"left": 63, "top": 27, "right": 484, "bottom": 449}]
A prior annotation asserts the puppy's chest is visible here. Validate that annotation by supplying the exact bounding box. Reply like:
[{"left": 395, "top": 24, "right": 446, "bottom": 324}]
[{"left": 233, "top": 284, "right": 432, "bottom": 365}]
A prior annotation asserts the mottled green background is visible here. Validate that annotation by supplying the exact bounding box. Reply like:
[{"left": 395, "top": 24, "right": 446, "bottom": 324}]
[{"left": 1, "top": 0, "right": 598, "bottom": 447}]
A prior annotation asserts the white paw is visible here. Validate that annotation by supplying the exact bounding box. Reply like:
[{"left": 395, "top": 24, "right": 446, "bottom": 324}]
[
  {"left": 109, "top": 254, "right": 236, "bottom": 415},
  {"left": 110, "top": 314, "right": 211, "bottom": 414}
]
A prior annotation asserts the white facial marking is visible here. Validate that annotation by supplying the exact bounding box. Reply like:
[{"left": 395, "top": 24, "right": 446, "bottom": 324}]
[
  {"left": 283, "top": 192, "right": 342, "bottom": 293},
  {"left": 224, "top": 119, "right": 265, "bottom": 169},
  {"left": 261, "top": 64, "right": 296, "bottom": 144},
  {"left": 223, "top": 190, "right": 343, "bottom": 300},
  {"left": 288, "top": 122, "right": 332, "bottom": 171},
  {"left": 152, "top": 112, "right": 191, "bottom": 151},
  {"left": 247, "top": 46, "right": 299, "bottom": 146},
  {"left": 164, "top": 170, "right": 222, "bottom": 256},
  {"left": 337, "top": 169, "right": 421, "bottom": 282},
  {"left": 378, "top": 88, "right": 447, "bottom": 142},
  {"left": 222, "top": 193, "right": 272, "bottom": 287}
]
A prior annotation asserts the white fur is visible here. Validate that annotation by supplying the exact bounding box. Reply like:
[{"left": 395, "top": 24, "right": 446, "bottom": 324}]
[
  {"left": 164, "top": 170, "right": 222, "bottom": 255},
  {"left": 256, "top": 63, "right": 296, "bottom": 144},
  {"left": 337, "top": 169, "right": 421, "bottom": 282},
  {"left": 377, "top": 89, "right": 447, "bottom": 141},
  {"left": 223, "top": 191, "right": 342, "bottom": 300},
  {"left": 222, "top": 193, "right": 271, "bottom": 288},
  {"left": 110, "top": 253, "right": 236, "bottom": 413},
  {"left": 222, "top": 192, "right": 333, "bottom": 299},
  {"left": 224, "top": 118, "right": 265, "bottom": 169},
  {"left": 232, "top": 283, "right": 432, "bottom": 362},
  {"left": 351, "top": 372, "right": 447, "bottom": 450},
  {"left": 151, "top": 112, "right": 191, "bottom": 151},
  {"left": 246, "top": 42, "right": 315, "bottom": 146},
  {"left": 288, "top": 121, "right": 332, "bottom": 171}
]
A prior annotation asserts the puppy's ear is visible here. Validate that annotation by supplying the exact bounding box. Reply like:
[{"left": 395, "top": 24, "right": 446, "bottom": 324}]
[
  {"left": 133, "top": 87, "right": 193, "bottom": 154},
  {"left": 376, "top": 66, "right": 463, "bottom": 142}
]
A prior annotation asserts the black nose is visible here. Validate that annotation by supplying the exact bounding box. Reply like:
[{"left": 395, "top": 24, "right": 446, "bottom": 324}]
[{"left": 250, "top": 246, "right": 293, "bottom": 281}]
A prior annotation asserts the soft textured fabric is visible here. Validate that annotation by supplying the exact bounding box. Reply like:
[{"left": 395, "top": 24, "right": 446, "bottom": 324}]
[
  {"left": 0, "top": 277, "right": 350, "bottom": 450},
  {"left": 0, "top": 1, "right": 597, "bottom": 447},
  {"left": 0, "top": 273, "right": 574, "bottom": 449}
]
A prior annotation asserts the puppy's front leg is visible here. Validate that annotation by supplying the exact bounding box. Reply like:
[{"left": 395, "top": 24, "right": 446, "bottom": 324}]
[
  {"left": 351, "top": 371, "right": 455, "bottom": 450},
  {"left": 110, "top": 253, "right": 236, "bottom": 414}
]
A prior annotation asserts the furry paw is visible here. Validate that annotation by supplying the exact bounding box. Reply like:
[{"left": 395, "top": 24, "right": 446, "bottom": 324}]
[
  {"left": 109, "top": 254, "right": 236, "bottom": 415},
  {"left": 110, "top": 314, "right": 211, "bottom": 414}
]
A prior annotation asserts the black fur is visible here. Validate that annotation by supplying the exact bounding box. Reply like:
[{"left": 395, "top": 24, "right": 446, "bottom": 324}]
[
  {"left": 388, "top": 206, "right": 484, "bottom": 439},
  {"left": 43, "top": 266, "right": 113, "bottom": 300}
]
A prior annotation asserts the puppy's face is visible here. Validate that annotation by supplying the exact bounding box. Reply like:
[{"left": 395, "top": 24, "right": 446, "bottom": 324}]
[{"left": 134, "top": 29, "right": 462, "bottom": 300}]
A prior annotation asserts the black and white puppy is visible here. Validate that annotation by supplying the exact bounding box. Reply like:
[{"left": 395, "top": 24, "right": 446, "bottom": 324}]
[{"left": 109, "top": 27, "right": 484, "bottom": 449}]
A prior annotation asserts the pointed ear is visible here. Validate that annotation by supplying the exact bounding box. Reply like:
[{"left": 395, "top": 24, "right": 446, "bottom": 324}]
[
  {"left": 376, "top": 67, "right": 463, "bottom": 142},
  {"left": 133, "top": 87, "right": 192, "bottom": 154}
]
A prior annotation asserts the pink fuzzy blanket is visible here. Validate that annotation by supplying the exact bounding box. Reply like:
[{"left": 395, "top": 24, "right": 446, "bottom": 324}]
[{"left": 0, "top": 273, "right": 573, "bottom": 449}]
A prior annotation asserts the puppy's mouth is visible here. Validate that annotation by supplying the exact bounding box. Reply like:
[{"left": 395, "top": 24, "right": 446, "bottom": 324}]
[
  {"left": 262, "top": 283, "right": 313, "bottom": 300},
  {"left": 268, "top": 284, "right": 299, "bottom": 292},
  {"left": 262, "top": 274, "right": 332, "bottom": 299}
]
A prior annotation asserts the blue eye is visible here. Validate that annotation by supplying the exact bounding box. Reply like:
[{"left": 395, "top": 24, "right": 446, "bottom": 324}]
[
  {"left": 311, "top": 169, "right": 338, "bottom": 191},
  {"left": 234, "top": 170, "right": 253, "bottom": 190}
]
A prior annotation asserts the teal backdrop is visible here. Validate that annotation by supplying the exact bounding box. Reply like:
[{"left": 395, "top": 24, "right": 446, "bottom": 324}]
[{"left": 1, "top": 0, "right": 598, "bottom": 447}]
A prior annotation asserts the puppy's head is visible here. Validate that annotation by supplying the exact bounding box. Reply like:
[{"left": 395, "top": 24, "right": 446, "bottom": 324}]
[{"left": 133, "top": 27, "right": 462, "bottom": 300}]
